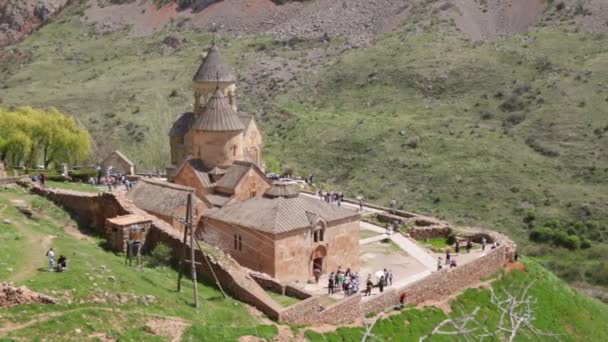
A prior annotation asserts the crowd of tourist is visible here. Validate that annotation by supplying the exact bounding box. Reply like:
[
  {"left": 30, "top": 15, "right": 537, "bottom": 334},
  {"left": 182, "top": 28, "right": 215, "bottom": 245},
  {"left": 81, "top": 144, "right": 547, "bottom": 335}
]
[
  {"left": 317, "top": 190, "right": 344, "bottom": 206},
  {"left": 326, "top": 267, "right": 395, "bottom": 297}
]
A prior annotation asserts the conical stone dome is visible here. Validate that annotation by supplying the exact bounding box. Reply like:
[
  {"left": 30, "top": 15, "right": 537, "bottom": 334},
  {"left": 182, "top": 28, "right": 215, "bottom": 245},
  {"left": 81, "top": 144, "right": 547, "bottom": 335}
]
[
  {"left": 264, "top": 183, "right": 300, "bottom": 199},
  {"left": 193, "top": 43, "right": 236, "bottom": 83},
  {"left": 193, "top": 89, "right": 244, "bottom": 131}
]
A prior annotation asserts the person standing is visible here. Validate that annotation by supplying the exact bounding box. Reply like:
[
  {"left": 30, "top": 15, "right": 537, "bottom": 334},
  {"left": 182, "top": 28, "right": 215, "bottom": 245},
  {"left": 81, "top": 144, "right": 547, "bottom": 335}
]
[
  {"left": 455, "top": 241, "right": 460, "bottom": 253},
  {"left": 437, "top": 257, "right": 443, "bottom": 271},
  {"left": 466, "top": 240, "right": 473, "bottom": 253},
  {"left": 46, "top": 248, "right": 55, "bottom": 272},
  {"left": 445, "top": 251, "right": 451, "bottom": 265},
  {"left": 378, "top": 276, "right": 385, "bottom": 293},
  {"left": 39, "top": 173, "right": 46, "bottom": 187},
  {"left": 365, "top": 278, "right": 373, "bottom": 296},
  {"left": 482, "top": 237, "right": 487, "bottom": 251},
  {"left": 328, "top": 274, "right": 335, "bottom": 295},
  {"left": 358, "top": 198, "right": 363, "bottom": 211},
  {"left": 388, "top": 270, "right": 393, "bottom": 286},
  {"left": 390, "top": 199, "right": 397, "bottom": 214}
]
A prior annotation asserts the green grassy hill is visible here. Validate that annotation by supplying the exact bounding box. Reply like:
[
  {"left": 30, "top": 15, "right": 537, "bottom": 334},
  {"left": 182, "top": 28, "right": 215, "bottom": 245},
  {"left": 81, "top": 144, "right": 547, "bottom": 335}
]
[{"left": 0, "top": 3, "right": 607, "bottom": 297}]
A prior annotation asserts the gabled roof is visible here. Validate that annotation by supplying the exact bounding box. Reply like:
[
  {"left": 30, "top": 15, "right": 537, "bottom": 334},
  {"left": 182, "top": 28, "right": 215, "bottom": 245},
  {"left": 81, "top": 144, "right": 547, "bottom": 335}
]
[
  {"left": 205, "top": 195, "right": 359, "bottom": 234},
  {"left": 215, "top": 160, "right": 267, "bottom": 192},
  {"left": 238, "top": 112, "right": 253, "bottom": 128},
  {"left": 127, "top": 179, "right": 205, "bottom": 218},
  {"left": 173, "top": 157, "right": 212, "bottom": 189},
  {"left": 192, "top": 89, "right": 244, "bottom": 132},
  {"left": 103, "top": 150, "right": 134, "bottom": 166},
  {"left": 193, "top": 43, "right": 236, "bottom": 83},
  {"left": 169, "top": 112, "right": 195, "bottom": 137}
]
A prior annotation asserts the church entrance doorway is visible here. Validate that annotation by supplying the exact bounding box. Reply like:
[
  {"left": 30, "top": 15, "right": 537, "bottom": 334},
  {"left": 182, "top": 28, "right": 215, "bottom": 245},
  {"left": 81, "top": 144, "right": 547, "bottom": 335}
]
[{"left": 313, "top": 257, "right": 323, "bottom": 273}]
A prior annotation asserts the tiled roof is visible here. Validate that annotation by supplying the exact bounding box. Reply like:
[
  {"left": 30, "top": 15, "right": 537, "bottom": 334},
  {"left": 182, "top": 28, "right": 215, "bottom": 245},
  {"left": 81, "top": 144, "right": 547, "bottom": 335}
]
[
  {"left": 204, "top": 193, "right": 232, "bottom": 207},
  {"left": 264, "top": 183, "right": 300, "bottom": 199},
  {"left": 127, "top": 179, "right": 204, "bottom": 218},
  {"left": 205, "top": 195, "right": 359, "bottom": 234},
  {"left": 215, "top": 161, "right": 265, "bottom": 192},
  {"left": 102, "top": 150, "right": 134, "bottom": 166},
  {"left": 193, "top": 43, "right": 236, "bottom": 83},
  {"left": 169, "top": 112, "right": 194, "bottom": 137},
  {"left": 192, "top": 89, "right": 244, "bottom": 132}
]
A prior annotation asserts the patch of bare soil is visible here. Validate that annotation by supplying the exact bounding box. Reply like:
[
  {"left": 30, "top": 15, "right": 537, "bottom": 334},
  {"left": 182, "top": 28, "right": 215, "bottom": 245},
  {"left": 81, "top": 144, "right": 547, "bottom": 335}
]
[
  {"left": 145, "top": 318, "right": 189, "bottom": 342},
  {"left": 449, "top": 0, "right": 546, "bottom": 41},
  {"left": 0, "top": 283, "right": 56, "bottom": 308},
  {"left": 504, "top": 261, "right": 527, "bottom": 273}
]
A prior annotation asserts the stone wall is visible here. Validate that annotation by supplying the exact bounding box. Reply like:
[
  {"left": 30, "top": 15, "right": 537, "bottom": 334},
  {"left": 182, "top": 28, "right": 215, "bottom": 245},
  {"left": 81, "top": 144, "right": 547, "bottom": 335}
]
[
  {"left": 318, "top": 293, "right": 363, "bottom": 324},
  {"left": 31, "top": 187, "right": 128, "bottom": 230},
  {"left": 285, "top": 285, "right": 312, "bottom": 300},
  {"left": 409, "top": 226, "right": 452, "bottom": 240},
  {"left": 362, "top": 246, "right": 508, "bottom": 315},
  {"left": 0, "top": 177, "right": 26, "bottom": 185},
  {"left": 250, "top": 272, "right": 285, "bottom": 294},
  {"left": 279, "top": 296, "right": 321, "bottom": 325}
]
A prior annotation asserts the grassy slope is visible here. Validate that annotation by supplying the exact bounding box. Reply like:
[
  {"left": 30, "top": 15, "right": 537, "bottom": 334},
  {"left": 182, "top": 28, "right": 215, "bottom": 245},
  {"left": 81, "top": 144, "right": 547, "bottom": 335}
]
[
  {"left": 0, "top": 187, "right": 275, "bottom": 341},
  {"left": 265, "top": 22, "right": 608, "bottom": 290},
  {"left": 305, "top": 259, "right": 608, "bottom": 341}
]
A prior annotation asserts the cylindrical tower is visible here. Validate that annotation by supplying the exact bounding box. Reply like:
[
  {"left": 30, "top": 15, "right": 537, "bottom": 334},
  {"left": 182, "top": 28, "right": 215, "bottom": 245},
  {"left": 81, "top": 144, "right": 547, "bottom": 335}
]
[{"left": 193, "top": 43, "right": 238, "bottom": 112}]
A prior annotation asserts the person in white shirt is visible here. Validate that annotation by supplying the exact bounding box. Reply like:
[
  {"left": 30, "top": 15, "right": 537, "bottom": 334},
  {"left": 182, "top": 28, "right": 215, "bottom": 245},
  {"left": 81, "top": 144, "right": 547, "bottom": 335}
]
[{"left": 46, "top": 248, "right": 55, "bottom": 272}]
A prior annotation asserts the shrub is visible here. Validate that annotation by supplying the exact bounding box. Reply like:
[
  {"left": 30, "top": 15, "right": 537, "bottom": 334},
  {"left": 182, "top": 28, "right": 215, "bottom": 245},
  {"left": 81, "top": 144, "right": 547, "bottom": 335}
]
[
  {"left": 503, "top": 113, "right": 526, "bottom": 126},
  {"left": 499, "top": 95, "right": 526, "bottom": 112},
  {"left": 530, "top": 227, "right": 554, "bottom": 243},
  {"left": 446, "top": 232, "right": 458, "bottom": 245},
  {"left": 581, "top": 239, "right": 592, "bottom": 249},
  {"left": 68, "top": 168, "right": 97, "bottom": 182},
  {"left": 147, "top": 243, "right": 172, "bottom": 267}
]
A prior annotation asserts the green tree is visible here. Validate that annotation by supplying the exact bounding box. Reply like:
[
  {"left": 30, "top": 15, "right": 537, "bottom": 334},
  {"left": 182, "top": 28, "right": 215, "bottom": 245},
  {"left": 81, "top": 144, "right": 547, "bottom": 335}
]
[{"left": 0, "top": 107, "right": 91, "bottom": 168}]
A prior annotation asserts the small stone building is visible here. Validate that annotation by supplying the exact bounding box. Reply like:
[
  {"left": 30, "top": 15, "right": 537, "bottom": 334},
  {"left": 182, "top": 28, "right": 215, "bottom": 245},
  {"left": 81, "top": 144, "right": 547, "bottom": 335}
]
[
  {"left": 104, "top": 214, "right": 152, "bottom": 253},
  {"left": 100, "top": 150, "right": 135, "bottom": 176},
  {"left": 200, "top": 184, "right": 361, "bottom": 282},
  {"left": 127, "top": 179, "right": 208, "bottom": 233}
]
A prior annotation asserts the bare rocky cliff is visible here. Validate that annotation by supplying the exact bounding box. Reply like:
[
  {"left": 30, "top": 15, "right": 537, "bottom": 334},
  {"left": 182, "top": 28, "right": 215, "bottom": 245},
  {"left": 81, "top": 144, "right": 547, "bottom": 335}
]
[{"left": 0, "top": 0, "right": 69, "bottom": 47}]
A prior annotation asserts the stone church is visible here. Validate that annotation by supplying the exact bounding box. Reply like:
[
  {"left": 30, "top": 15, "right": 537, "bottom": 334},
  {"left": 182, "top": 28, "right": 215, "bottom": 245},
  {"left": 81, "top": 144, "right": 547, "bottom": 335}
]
[{"left": 129, "top": 43, "right": 360, "bottom": 283}]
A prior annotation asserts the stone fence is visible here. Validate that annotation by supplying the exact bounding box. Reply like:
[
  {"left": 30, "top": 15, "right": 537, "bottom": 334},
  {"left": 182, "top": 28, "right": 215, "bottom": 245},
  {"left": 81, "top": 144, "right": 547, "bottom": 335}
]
[{"left": 0, "top": 177, "right": 27, "bottom": 186}]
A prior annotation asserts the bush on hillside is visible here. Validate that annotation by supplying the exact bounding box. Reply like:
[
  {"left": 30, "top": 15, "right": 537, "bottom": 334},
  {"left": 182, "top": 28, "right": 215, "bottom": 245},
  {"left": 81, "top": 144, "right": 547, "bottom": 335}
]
[
  {"left": 147, "top": 243, "right": 172, "bottom": 267},
  {"left": 68, "top": 169, "right": 97, "bottom": 182}
]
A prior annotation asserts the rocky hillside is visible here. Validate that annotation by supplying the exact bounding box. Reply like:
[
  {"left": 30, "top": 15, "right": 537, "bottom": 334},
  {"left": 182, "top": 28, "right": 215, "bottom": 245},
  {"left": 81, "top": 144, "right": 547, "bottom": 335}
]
[
  {"left": 3, "top": 0, "right": 608, "bottom": 48},
  {"left": 0, "top": 0, "right": 69, "bottom": 46}
]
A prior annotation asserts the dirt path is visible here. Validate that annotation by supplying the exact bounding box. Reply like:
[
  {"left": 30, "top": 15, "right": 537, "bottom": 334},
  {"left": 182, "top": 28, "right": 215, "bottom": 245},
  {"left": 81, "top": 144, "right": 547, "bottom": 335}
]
[{"left": 6, "top": 223, "right": 55, "bottom": 284}]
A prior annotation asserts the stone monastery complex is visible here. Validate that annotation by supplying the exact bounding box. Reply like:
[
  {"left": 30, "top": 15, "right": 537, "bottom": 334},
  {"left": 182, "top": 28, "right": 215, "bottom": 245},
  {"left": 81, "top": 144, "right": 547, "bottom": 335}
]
[{"left": 128, "top": 43, "right": 361, "bottom": 283}]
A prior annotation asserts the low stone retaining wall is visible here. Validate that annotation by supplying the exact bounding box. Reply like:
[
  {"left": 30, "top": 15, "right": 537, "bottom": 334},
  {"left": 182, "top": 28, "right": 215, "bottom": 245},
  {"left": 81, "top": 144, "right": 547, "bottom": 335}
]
[
  {"left": 279, "top": 296, "right": 321, "bottom": 325},
  {"left": 409, "top": 225, "right": 452, "bottom": 240},
  {"left": 285, "top": 285, "right": 313, "bottom": 300},
  {"left": 0, "top": 177, "right": 27, "bottom": 186},
  {"left": 362, "top": 246, "right": 508, "bottom": 315},
  {"left": 318, "top": 293, "right": 362, "bottom": 324}
]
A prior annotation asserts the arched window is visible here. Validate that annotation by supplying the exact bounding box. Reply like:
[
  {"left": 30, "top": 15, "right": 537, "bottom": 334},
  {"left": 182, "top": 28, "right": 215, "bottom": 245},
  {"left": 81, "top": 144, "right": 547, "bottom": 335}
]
[{"left": 312, "top": 221, "right": 326, "bottom": 243}]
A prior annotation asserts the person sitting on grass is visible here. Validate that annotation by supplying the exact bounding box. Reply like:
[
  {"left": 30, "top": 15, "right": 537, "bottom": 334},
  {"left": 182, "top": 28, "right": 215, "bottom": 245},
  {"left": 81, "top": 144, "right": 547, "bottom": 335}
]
[{"left": 57, "top": 255, "right": 68, "bottom": 272}]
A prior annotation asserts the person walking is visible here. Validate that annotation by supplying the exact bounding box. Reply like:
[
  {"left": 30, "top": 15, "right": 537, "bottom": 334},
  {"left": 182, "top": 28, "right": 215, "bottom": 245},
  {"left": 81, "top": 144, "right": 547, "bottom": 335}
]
[
  {"left": 46, "top": 248, "right": 55, "bottom": 272},
  {"left": 365, "top": 279, "right": 373, "bottom": 296}
]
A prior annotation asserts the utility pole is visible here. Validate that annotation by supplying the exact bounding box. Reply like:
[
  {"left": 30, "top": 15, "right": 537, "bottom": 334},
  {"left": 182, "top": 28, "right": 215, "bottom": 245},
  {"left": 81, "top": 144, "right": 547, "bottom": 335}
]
[
  {"left": 187, "top": 193, "right": 199, "bottom": 308},
  {"left": 175, "top": 193, "right": 199, "bottom": 309}
]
